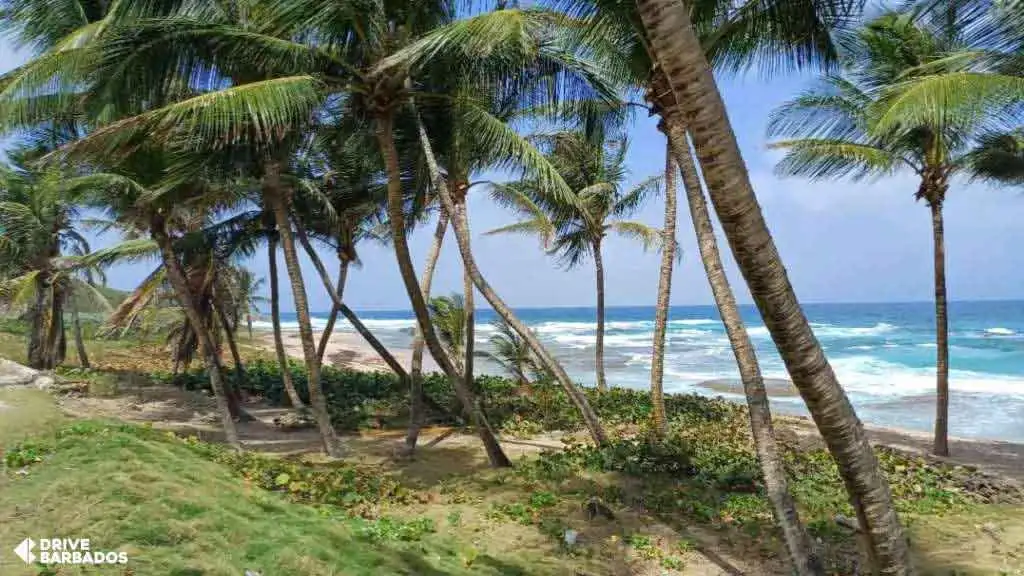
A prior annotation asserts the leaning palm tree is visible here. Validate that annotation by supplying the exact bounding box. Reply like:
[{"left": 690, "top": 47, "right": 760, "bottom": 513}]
[
  {"left": 382, "top": 6, "right": 619, "bottom": 448},
  {"left": 63, "top": 150, "right": 244, "bottom": 449},
  {"left": 769, "top": 11, "right": 1024, "bottom": 458},
  {"left": 489, "top": 131, "right": 663, "bottom": 393},
  {"left": 632, "top": 0, "right": 914, "bottom": 573}
]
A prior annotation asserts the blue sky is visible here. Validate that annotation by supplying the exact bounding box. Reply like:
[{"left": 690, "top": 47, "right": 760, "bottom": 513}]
[{"left": 3, "top": 36, "right": 1024, "bottom": 313}]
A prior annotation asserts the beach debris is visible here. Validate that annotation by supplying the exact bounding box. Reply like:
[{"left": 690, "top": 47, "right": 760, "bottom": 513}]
[
  {"left": 244, "top": 570, "right": 262, "bottom": 576},
  {"left": 563, "top": 529, "right": 579, "bottom": 547},
  {"left": 424, "top": 428, "right": 460, "bottom": 448},
  {"left": 273, "top": 409, "right": 316, "bottom": 430},
  {"left": 584, "top": 498, "right": 615, "bottom": 522}
]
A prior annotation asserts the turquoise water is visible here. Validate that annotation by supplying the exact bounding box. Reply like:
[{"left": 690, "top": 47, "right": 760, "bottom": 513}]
[{"left": 266, "top": 301, "right": 1024, "bottom": 441}]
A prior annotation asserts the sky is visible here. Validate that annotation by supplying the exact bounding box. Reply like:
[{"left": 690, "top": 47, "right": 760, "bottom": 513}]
[{"left": 3, "top": 34, "right": 1024, "bottom": 313}]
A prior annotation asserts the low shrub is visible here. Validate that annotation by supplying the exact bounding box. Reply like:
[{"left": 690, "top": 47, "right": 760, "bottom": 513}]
[{"left": 155, "top": 361, "right": 740, "bottom": 437}]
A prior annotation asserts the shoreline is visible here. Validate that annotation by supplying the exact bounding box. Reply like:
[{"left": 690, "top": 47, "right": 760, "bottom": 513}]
[{"left": 258, "top": 327, "right": 1024, "bottom": 481}]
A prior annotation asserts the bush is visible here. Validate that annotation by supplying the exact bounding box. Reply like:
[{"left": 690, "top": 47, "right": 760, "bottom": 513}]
[{"left": 155, "top": 361, "right": 745, "bottom": 438}]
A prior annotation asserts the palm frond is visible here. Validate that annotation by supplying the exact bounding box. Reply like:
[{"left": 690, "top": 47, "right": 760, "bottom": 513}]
[
  {"left": 964, "top": 129, "right": 1024, "bottom": 185},
  {"left": 0, "top": 270, "right": 41, "bottom": 310},
  {"left": 48, "top": 76, "right": 324, "bottom": 162},
  {"left": 612, "top": 174, "right": 662, "bottom": 217},
  {"left": 79, "top": 238, "right": 160, "bottom": 268},
  {"left": 69, "top": 277, "right": 113, "bottom": 313},
  {"left": 609, "top": 220, "right": 665, "bottom": 253},
  {"left": 874, "top": 72, "right": 1024, "bottom": 133},
  {"left": 770, "top": 138, "right": 908, "bottom": 180}
]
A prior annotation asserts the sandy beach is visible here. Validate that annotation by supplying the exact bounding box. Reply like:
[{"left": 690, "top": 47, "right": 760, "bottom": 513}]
[{"left": 264, "top": 329, "right": 442, "bottom": 374}]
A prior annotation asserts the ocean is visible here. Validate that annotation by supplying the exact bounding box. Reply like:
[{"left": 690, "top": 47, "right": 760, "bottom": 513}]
[{"left": 261, "top": 301, "right": 1024, "bottom": 442}]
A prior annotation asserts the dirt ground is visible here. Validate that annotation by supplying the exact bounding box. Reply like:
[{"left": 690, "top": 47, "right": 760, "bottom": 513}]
[
  {"left": 56, "top": 380, "right": 778, "bottom": 575},
  {"left": 53, "top": 377, "right": 1024, "bottom": 575}
]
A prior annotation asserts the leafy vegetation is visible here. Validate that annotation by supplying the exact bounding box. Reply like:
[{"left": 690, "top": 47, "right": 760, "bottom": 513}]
[
  {"left": 1, "top": 417, "right": 565, "bottom": 575},
  {"left": 0, "top": 0, "right": 1021, "bottom": 573}
]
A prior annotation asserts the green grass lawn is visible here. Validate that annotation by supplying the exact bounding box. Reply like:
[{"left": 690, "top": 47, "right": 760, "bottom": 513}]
[{"left": 0, "top": 400, "right": 555, "bottom": 575}]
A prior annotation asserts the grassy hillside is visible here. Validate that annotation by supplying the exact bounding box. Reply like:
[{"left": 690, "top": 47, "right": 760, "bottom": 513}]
[{"left": 0, "top": 391, "right": 555, "bottom": 576}]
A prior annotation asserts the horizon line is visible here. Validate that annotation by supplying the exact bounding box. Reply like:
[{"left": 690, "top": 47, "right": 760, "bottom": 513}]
[{"left": 289, "top": 297, "right": 1024, "bottom": 315}]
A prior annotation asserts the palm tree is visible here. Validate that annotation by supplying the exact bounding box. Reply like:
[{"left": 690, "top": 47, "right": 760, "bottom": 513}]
[
  {"left": 403, "top": 5, "right": 838, "bottom": 567},
  {"left": 18, "top": 0, "right": 614, "bottom": 460},
  {"left": 427, "top": 293, "right": 469, "bottom": 374},
  {"left": 768, "top": 12, "right": 1024, "bottom": 458},
  {"left": 0, "top": 154, "right": 93, "bottom": 369},
  {"left": 63, "top": 150, "right": 244, "bottom": 449},
  {"left": 230, "top": 268, "right": 266, "bottom": 340},
  {"left": 488, "top": 131, "right": 664, "bottom": 393},
  {"left": 968, "top": 130, "right": 1024, "bottom": 185},
  {"left": 480, "top": 318, "right": 544, "bottom": 392},
  {"left": 413, "top": 107, "right": 610, "bottom": 446},
  {"left": 384, "top": 7, "right": 621, "bottom": 446},
  {"left": 632, "top": 0, "right": 913, "bottom": 573},
  {"left": 649, "top": 140, "right": 677, "bottom": 435},
  {"left": 266, "top": 224, "right": 306, "bottom": 409}
]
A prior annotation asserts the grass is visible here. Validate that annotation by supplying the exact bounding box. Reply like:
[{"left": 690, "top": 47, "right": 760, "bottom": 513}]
[
  {"left": 0, "top": 389, "right": 66, "bottom": 448},
  {"left": 0, "top": 418, "right": 572, "bottom": 576}
]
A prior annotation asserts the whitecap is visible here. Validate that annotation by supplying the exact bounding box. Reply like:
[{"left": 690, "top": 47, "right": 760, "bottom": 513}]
[
  {"left": 605, "top": 320, "right": 654, "bottom": 330},
  {"left": 806, "top": 355, "right": 1024, "bottom": 397},
  {"left": 625, "top": 353, "right": 652, "bottom": 367},
  {"left": 812, "top": 322, "right": 898, "bottom": 338},
  {"left": 985, "top": 327, "right": 1016, "bottom": 336},
  {"left": 534, "top": 321, "right": 594, "bottom": 334},
  {"left": 354, "top": 318, "right": 417, "bottom": 330},
  {"left": 252, "top": 318, "right": 330, "bottom": 330},
  {"left": 553, "top": 334, "right": 593, "bottom": 349},
  {"left": 669, "top": 319, "right": 720, "bottom": 326},
  {"left": 604, "top": 333, "right": 653, "bottom": 348},
  {"left": 746, "top": 326, "right": 770, "bottom": 337}
]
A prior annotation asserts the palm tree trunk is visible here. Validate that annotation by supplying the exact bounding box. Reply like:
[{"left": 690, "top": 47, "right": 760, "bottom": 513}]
[
  {"left": 55, "top": 307, "right": 67, "bottom": 367},
  {"left": 664, "top": 115, "right": 821, "bottom": 575},
  {"left": 71, "top": 303, "right": 90, "bottom": 369},
  {"left": 216, "top": 303, "right": 246, "bottom": 382},
  {"left": 292, "top": 219, "right": 410, "bottom": 378},
  {"left": 265, "top": 182, "right": 342, "bottom": 458},
  {"left": 44, "top": 285, "right": 65, "bottom": 369},
  {"left": 930, "top": 199, "right": 950, "bottom": 457},
  {"left": 637, "top": 3, "right": 911, "bottom": 573},
  {"left": 268, "top": 236, "right": 306, "bottom": 409},
  {"left": 317, "top": 258, "right": 350, "bottom": 364},
  {"left": 152, "top": 225, "right": 240, "bottom": 448},
  {"left": 649, "top": 139, "right": 676, "bottom": 437},
  {"left": 410, "top": 107, "right": 608, "bottom": 446},
  {"left": 407, "top": 213, "right": 449, "bottom": 452},
  {"left": 27, "top": 272, "right": 49, "bottom": 369},
  {"left": 376, "top": 111, "right": 511, "bottom": 468},
  {"left": 593, "top": 239, "right": 608, "bottom": 392},
  {"left": 462, "top": 198, "right": 476, "bottom": 390}
]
